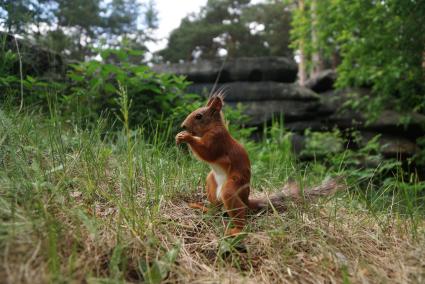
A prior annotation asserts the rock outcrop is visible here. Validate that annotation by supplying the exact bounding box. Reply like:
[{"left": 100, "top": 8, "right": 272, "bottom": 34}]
[
  {"left": 154, "top": 59, "right": 424, "bottom": 160},
  {"left": 153, "top": 57, "right": 298, "bottom": 83},
  {"left": 187, "top": 82, "right": 319, "bottom": 102}
]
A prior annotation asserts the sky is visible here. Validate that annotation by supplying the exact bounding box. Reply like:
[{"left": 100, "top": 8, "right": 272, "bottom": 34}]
[
  {"left": 146, "top": 0, "right": 266, "bottom": 52},
  {"left": 145, "top": 0, "right": 208, "bottom": 52}
]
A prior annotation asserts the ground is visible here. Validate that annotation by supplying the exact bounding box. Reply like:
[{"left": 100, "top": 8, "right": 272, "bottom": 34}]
[{"left": 1, "top": 110, "right": 424, "bottom": 283}]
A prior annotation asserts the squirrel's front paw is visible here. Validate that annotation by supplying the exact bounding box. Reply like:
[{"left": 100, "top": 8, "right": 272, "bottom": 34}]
[{"left": 176, "top": 131, "right": 190, "bottom": 145}]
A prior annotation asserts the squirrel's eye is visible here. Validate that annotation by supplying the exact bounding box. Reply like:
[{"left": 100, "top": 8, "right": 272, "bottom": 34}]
[{"left": 195, "top": 113, "right": 203, "bottom": 120}]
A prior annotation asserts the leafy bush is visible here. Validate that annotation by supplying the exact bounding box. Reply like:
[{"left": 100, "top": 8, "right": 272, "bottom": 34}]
[
  {"left": 0, "top": 36, "right": 25, "bottom": 105},
  {"left": 0, "top": 36, "right": 62, "bottom": 108},
  {"left": 1, "top": 43, "right": 200, "bottom": 129},
  {"left": 291, "top": 0, "right": 425, "bottom": 117},
  {"left": 301, "top": 129, "right": 344, "bottom": 159},
  {"left": 65, "top": 48, "right": 199, "bottom": 127}
]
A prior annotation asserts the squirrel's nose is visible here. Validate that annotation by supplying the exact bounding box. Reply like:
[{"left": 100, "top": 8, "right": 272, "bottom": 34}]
[{"left": 181, "top": 123, "right": 187, "bottom": 129}]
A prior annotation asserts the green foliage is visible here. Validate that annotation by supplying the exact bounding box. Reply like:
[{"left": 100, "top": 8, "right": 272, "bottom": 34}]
[
  {"left": 1, "top": 42, "right": 200, "bottom": 137},
  {"left": 65, "top": 48, "right": 198, "bottom": 128},
  {"left": 415, "top": 136, "right": 425, "bottom": 168},
  {"left": 0, "top": 0, "right": 157, "bottom": 59},
  {"left": 140, "top": 244, "right": 180, "bottom": 284},
  {"left": 158, "top": 0, "right": 292, "bottom": 62},
  {"left": 0, "top": 0, "right": 52, "bottom": 33},
  {"left": 301, "top": 129, "right": 344, "bottom": 159},
  {"left": 323, "top": 131, "right": 425, "bottom": 215},
  {"left": 243, "top": 1, "right": 292, "bottom": 57},
  {"left": 0, "top": 35, "right": 64, "bottom": 106},
  {"left": 290, "top": 0, "right": 425, "bottom": 116},
  {"left": 224, "top": 103, "right": 256, "bottom": 140},
  {"left": 0, "top": 36, "right": 19, "bottom": 90},
  {"left": 143, "top": 0, "right": 159, "bottom": 30},
  {"left": 247, "top": 119, "right": 296, "bottom": 189}
]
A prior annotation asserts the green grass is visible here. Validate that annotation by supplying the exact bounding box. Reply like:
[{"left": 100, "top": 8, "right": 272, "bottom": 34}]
[{"left": 0, "top": 102, "right": 424, "bottom": 283}]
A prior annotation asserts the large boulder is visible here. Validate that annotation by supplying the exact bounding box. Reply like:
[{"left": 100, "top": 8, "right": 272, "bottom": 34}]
[
  {"left": 285, "top": 120, "right": 329, "bottom": 132},
  {"left": 186, "top": 82, "right": 324, "bottom": 126},
  {"left": 153, "top": 57, "right": 298, "bottom": 83},
  {"left": 304, "top": 69, "right": 337, "bottom": 93},
  {"left": 187, "top": 82, "right": 319, "bottom": 102},
  {"left": 319, "top": 89, "right": 425, "bottom": 139},
  {"left": 227, "top": 100, "right": 325, "bottom": 126},
  {"left": 364, "top": 111, "right": 425, "bottom": 139},
  {"left": 360, "top": 132, "right": 419, "bottom": 157}
]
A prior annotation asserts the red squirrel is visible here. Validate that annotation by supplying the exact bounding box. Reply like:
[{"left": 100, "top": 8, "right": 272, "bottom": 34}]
[{"left": 176, "top": 93, "right": 342, "bottom": 236}]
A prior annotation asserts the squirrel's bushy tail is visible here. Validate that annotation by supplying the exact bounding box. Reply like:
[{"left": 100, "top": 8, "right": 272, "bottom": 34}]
[{"left": 248, "top": 178, "right": 345, "bottom": 211}]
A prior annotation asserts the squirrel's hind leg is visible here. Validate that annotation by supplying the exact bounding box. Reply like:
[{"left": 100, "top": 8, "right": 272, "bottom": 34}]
[
  {"left": 188, "top": 171, "right": 220, "bottom": 214},
  {"left": 221, "top": 180, "right": 249, "bottom": 236},
  {"left": 188, "top": 202, "right": 209, "bottom": 213}
]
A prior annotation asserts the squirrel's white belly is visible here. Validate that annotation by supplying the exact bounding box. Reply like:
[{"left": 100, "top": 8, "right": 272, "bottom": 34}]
[
  {"left": 188, "top": 144, "right": 227, "bottom": 201},
  {"left": 210, "top": 164, "right": 227, "bottom": 201}
]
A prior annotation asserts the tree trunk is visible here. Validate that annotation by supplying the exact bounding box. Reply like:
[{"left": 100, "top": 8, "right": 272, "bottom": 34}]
[
  {"left": 298, "top": 0, "right": 307, "bottom": 86},
  {"left": 310, "top": 0, "right": 325, "bottom": 76}
]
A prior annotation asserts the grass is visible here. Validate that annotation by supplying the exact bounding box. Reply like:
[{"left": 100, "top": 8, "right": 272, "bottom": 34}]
[{"left": 0, "top": 101, "right": 424, "bottom": 283}]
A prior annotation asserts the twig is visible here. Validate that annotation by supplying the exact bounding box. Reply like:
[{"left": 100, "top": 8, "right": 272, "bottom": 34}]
[{"left": 13, "top": 35, "right": 24, "bottom": 113}]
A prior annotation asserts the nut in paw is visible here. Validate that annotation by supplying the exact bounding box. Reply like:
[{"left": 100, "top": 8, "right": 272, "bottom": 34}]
[{"left": 175, "top": 131, "right": 190, "bottom": 145}]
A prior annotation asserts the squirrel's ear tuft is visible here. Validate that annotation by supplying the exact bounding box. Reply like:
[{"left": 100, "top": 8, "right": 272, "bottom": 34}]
[
  {"left": 206, "top": 96, "right": 215, "bottom": 107},
  {"left": 207, "top": 88, "right": 226, "bottom": 107},
  {"left": 208, "top": 96, "right": 223, "bottom": 112}
]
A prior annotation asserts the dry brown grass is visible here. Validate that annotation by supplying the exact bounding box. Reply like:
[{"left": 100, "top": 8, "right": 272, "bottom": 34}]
[
  {"left": 158, "top": 194, "right": 425, "bottom": 284},
  {"left": 4, "top": 187, "right": 423, "bottom": 284}
]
